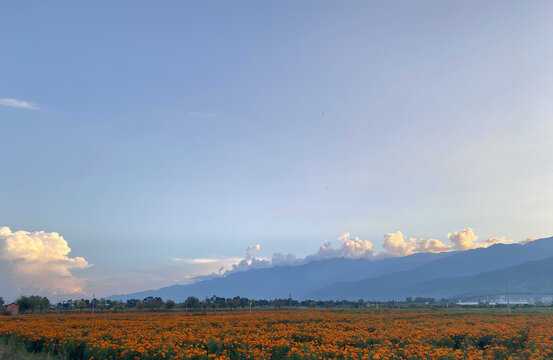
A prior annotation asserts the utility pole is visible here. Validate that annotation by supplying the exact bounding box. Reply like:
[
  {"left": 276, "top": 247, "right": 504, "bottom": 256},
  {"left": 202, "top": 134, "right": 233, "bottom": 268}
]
[{"left": 505, "top": 281, "right": 511, "bottom": 314}]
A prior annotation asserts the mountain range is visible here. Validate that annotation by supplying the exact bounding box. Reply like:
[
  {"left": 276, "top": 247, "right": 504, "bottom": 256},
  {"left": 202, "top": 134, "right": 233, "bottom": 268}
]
[{"left": 109, "top": 236, "right": 553, "bottom": 302}]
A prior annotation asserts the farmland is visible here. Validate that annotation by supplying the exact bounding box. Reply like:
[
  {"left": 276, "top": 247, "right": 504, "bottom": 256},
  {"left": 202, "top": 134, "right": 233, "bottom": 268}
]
[{"left": 1, "top": 310, "right": 552, "bottom": 360}]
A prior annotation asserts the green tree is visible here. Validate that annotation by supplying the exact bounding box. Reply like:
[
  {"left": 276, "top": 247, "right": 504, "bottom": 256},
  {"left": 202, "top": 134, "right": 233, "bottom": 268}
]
[
  {"left": 76, "top": 299, "right": 86, "bottom": 312},
  {"left": 228, "top": 299, "right": 239, "bottom": 310},
  {"left": 273, "top": 300, "right": 283, "bottom": 309},
  {"left": 143, "top": 297, "right": 163, "bottom": 311},
  {"left": 98, "top": 298, "right": 106, "bottom": 312},
  {"left": 184, "top": 296, "right": 200, "bottom": 310},
  {"left": 0, "top": 297, "right": 4, "bottom": 308},
  {"left": 308, "top": 301, "right": 317, "bottom": 309},
  {"left": 165, "top": 300, "right": 176, "bottom": 310},
  {"left": 111, "top": 300, "right": 118, "bottom": 313}
]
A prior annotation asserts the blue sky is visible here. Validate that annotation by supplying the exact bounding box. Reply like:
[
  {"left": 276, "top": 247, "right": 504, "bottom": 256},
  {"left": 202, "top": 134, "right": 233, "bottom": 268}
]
[{"left": 1, "top": 0, "right": 553, "bottom": 298}]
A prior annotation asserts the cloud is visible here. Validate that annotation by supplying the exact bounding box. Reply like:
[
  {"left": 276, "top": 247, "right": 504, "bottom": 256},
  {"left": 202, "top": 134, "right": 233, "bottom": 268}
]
[
  {"left": 310, "top": 233, "right": 375, "bottom": 260},
  {"left": 0, "top": 227, "right": 91, "bottom": 295},
  {"left": 521, "top": 237, "right": 539, "bottom": 244},
  {"left": 167, "top": 228, "right": 514, "bottom": 285},
  {"left": 171, "top": 257, "right": 242, "bottom": 265},
  {"left": 246, "top": 244, "right": 261, "bottom": 259},
  {"left": 225, "top": 244, "right": 271, "bottom": 274},
  {"left": 0, "top": 98, "right": 39, "bottom": 110},
  {"left": 382, "top": 231, "right": 451, "bottom": 257},
  {"left": 447, "top": 227, "right": 509, "bottom": 251},
  {"left": 220, "top": 234, "right": 376, "bottom": 277}
]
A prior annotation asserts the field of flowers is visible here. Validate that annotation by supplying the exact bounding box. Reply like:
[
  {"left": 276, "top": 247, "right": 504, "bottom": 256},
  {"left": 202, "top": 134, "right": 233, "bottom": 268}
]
[{"left": 1, "top": 310, "right": 552, "bottom": 360}]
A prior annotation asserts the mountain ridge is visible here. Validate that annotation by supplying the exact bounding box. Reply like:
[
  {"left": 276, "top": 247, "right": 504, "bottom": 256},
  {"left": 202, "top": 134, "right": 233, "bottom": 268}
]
[{"left": 109, "top": 236, "right": 553, "bottom": 302}]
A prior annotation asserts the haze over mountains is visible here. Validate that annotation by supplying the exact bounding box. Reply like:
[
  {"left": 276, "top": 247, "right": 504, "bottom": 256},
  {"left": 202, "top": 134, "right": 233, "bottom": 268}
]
[{"left": 110, "top": 236, "right": 553, "bottom": 302}]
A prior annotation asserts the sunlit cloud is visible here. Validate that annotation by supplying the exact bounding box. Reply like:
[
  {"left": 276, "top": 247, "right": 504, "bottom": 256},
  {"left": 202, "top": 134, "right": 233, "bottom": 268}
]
[
  {"left": 0, "top": 98, "right": 39, "bottom": 110},
  {"left": 382, "top": 231, "right": 451, "bottom": 257},
  {"left": 447, "top": 227, "right": 511, "bottom": 251},
  {"left": 0, "top": 227, "right": 91, "bottom": 295}
]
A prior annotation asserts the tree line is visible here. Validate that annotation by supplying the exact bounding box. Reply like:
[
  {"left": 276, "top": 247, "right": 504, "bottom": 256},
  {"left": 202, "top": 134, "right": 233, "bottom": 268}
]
[{"left": 2, "top": 294, "right": 464, "bottom": 314}]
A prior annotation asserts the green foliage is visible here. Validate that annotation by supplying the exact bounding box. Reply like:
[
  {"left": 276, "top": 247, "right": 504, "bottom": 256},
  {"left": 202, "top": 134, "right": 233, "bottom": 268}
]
[
  {"left": 143, "top": 297, "right": 163, "bottom": 311},
  {"left": 165, "top": 300, "right": 175, "bottom": 310},
  {"left": 16, "top": 296, "right": 49, "bottom": 314},
  {"left": 184, "top": 296, "right": 199, "bottom": 309}
]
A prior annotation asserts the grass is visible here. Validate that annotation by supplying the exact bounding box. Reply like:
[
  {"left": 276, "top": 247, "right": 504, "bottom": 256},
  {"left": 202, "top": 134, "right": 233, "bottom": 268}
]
[{"left": 0, "top": 338, "right": 60, "bottom": 360}]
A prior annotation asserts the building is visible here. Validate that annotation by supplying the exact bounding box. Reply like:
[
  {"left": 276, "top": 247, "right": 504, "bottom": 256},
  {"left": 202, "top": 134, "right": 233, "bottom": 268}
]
[{"left": 6, "top": 303, "right": 19, "bottom": 316}]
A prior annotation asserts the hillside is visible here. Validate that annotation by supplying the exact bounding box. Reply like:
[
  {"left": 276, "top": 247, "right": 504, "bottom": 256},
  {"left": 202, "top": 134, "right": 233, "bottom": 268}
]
[
  {"left": 309, "top": 236, "right": 553, "bottom": 300},
  {"left": 108, "top": 251, "right": 450, "bottom": 301},
  {"left": 110, "top": 236, "right": 553, "bottom": 302}
]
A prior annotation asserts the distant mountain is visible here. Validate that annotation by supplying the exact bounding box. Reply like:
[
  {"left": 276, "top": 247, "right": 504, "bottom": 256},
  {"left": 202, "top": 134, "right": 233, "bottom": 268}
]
[
  {"left": 109, "top": 236, "right": 553, "bottom": 302},
  {"left": 108, "top": 251, "right": 451, "bottom": 301},
  {"left": 402, "top": 256, "right": 553, "bottom": 299},
  {"left": 309, "top": 236, "right": 553, "bottom": 300}
]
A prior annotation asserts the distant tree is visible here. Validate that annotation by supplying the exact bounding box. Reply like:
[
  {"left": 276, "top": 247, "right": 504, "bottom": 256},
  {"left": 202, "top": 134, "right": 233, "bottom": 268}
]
[
  {"left": 16, "top": 295, "right": 49, "bottom": 314},
  {"left": 228, "top": 299, "right": 239, "bottom": 310},
  {"left": 309, "top": 301, "right": 317, "bottom": 309},
  {"left": 98, "top": 299, "right": 106, "bottom": 312},
  {"left": 143, "top": 297, "right": 163, "bottom": 311},
  {"left": 136, "top": 300, "right": 144, "bottom": 311},
  {"left": 238, "top": 297, "right": 249, "bottom": 308},
  {"left": 126, "top": 299, "right": 139, "bottom": 308},
  {"left": 273, "top": 300, "right": 283, "bottom": 309},
  {"left": 91, "top": 298, "right": 98, "bottom": 311},
  {"left": 201, "top": 300, "right": 208, "bottom": 311},
  {"left": 184, "top": 296, "right": 200, "bottom": 310},
  {"left": 165, "top": 300, "right": 176, "bottom": 310},
  {"left": 16, "top": 296, "right": 32, "bottom": 313},
  {"left": 0, "top": 297, "right": 4, "bottom": 308},
  {"left": 77, "top": 299, "right": 86, "bottom": 312}
]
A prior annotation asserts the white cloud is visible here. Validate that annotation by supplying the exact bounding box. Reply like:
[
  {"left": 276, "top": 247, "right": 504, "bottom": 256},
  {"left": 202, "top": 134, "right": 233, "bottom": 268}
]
[
  {"left": 446, "top": 227, "right": 510, "bottom": 251},
  {"left": 171, "top": 257, "right": 242, "bottom": 265},
  {"left": 144, "top": 228, "right": 515, "bottom": 288},
  {"left": 0, "top": 227, "right": 91, "bottom": 295},
  {"left": 382, "top": 231, "right": 451, "bottom": 257},
  {"left": 310, "top": 233, "right": 375, "bottom": 260},
  {"left": 246, "top": 244, "right": 261, "bottom": 259},
  {"left": 0, "top": 98, "right": 39, "bottom": 110},
  {"left": 380, "top": 228, "right": 510, "bottom": 257}
]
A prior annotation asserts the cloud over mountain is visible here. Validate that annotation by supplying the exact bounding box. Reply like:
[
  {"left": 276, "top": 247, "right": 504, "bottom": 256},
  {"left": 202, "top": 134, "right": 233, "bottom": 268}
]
[
  {"left": 214, "top": 228, "right": 513, "bottom": 277},
  {"left": 382, "top": 231, "right": 451, "bottom": 257}
]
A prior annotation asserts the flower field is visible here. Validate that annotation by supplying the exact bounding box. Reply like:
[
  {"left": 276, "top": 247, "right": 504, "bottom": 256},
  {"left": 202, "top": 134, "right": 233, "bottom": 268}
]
[{"left": 1, "top": 310, "right": 552, "bottom": 360}]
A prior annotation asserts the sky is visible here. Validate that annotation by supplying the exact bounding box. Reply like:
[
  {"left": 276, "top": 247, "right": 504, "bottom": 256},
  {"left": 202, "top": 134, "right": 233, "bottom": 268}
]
[{"left": 1, "top": 0, "right": 553, "bottom": 300}]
